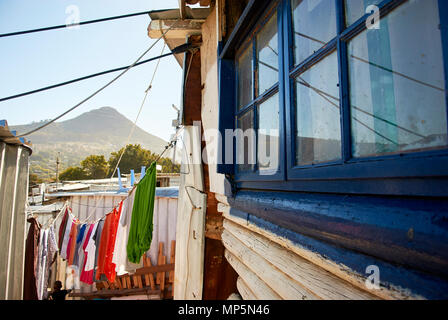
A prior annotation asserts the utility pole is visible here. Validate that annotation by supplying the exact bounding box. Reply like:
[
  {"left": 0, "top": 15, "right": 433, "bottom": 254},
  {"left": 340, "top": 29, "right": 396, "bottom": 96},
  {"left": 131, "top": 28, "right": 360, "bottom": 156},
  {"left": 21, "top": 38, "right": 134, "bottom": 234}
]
[
  {"left": 56, "top": 152, "right": 60, "bottom": 190},
  {"left": 171, "top": 104, "right": 181, "bottom": 164}
]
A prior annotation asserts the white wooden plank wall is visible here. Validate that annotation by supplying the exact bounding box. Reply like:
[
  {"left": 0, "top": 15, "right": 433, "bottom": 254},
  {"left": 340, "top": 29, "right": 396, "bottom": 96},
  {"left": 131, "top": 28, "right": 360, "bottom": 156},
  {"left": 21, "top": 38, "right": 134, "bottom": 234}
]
[
  {"left": 148, "top": 197, "right": 178, "bottom": 266},
  {"left": 217, "top": 201, "right": 384, "bottom": 300}
]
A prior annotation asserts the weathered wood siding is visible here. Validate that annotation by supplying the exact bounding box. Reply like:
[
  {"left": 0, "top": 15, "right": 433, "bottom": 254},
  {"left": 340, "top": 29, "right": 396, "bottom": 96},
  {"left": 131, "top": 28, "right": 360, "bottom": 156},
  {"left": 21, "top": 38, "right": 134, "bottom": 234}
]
[
  {"left": 0, "top": 142, "right": 31, "bottom": 300},
  {"left": 216, "top": 196, "right": 448, "bottom": 300},
  {"left": 174, "top": 125, "right": 207, "bottom": 300},
  {"left": 217, "top": 201, "right": 384, "bottom": 300}
]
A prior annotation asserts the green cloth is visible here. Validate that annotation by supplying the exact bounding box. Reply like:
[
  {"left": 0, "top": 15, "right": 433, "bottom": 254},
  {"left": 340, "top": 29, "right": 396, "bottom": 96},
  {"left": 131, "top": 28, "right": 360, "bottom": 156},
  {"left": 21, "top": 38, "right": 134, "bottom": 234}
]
[{"left": 127, "top": 162, "right": 157, "bottom": 264}]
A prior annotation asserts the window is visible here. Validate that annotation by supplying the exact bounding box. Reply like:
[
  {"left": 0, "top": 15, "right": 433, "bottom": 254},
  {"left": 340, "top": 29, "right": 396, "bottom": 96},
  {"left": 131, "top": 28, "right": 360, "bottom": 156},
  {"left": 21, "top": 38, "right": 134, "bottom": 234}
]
[
  {"left": 345, "top": 0, "right": 383, "bottom": 26},
  {"left": 235, "top": 8, "right": 281, "bottom": 178},
  {"left": 348, "top": 0, "right": 447, "bottom": 157},
  {"left": 294, "top": 51, "right": 341, "bottom": 166},
  {"left": 237, "top": 44, "right": 253, "bottom": 110},
  {"left": 219, "top": 0, "right": 448, "bottom": 196},
  {"left": 291, "top": 0, "right": 337, "bottom": 65}
]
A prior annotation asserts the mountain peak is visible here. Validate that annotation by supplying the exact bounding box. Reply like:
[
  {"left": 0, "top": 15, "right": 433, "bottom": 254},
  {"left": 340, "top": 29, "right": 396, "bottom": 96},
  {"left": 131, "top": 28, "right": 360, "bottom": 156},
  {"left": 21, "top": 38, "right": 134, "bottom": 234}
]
[
  {"left": 10, "top": 106, "right": 168, "bottom": 153},
  {"left": 89, "top": 106, "right": 120, "bottom": 114},
  {"left": 11, "top": 106, "right": 172, "bottom": 179}
]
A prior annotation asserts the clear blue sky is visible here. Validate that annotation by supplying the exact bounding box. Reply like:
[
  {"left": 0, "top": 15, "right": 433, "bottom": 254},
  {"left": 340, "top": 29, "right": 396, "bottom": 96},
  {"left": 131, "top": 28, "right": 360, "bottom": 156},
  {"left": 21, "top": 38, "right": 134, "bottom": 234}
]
[{"left": 0, "top": 0, "right": 183, "bottom": 142}]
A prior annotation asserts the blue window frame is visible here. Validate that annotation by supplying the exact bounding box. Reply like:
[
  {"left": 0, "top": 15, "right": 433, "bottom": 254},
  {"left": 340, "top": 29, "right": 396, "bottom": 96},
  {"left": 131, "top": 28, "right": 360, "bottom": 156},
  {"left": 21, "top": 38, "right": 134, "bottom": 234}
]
[
  {"left": 233, "top": 0, "right": 286, "bottom": 182},
  {"left": 218, "top": 0, "right": 448, "bottom": 197}
]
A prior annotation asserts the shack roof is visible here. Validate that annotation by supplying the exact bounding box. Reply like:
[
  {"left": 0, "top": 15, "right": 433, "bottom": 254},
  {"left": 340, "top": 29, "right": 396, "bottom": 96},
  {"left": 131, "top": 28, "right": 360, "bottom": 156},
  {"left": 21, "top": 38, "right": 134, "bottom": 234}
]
[
  {"left": 46, "top": 186, "right": 179, "bottom": 199},
  {"left": 0, "top": 119, "right": 33, "bottom": 154},
  {"left": 147, "top": 7, "right": 210, "bottom": 66}
]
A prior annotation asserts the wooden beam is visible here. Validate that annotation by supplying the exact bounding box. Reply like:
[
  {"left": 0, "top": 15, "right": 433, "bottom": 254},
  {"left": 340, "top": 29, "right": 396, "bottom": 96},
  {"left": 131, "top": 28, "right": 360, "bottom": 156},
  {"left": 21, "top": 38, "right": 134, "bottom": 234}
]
[
  {"left": 169, "top": 240, "right": 176, "bottom": 283},
  {"left": 179, "top": 0, "right": 187, "bottom": 20},
  {"left": 186, "top": 0, "right": 211, "bottom": 5},
  {"left": 156, "top": 242, "right": 164, "bottom": 284},
  {"left": 148, "top": 19, "right": 204, "bottom": 39},
  {"left": 134, "top": 263, "right": 175, "bottom": 275},
  {"left": 70, "top": 288, "right": 161, "bottom": 299},
  {"left": 143, "top": 256, "right": 156, "bottom": 289}
]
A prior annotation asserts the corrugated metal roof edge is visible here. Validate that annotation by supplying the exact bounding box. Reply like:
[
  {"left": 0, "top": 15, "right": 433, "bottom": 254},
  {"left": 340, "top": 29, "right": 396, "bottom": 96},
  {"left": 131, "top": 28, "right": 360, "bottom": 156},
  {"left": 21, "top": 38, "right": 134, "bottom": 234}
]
[
  {"left": 46, "top": 186, "right": 179, "bottom": 199},
  {"left": 0, "top": 119, "right": 33, "bottom": 154},
  {"left": 148, "top": 7, "right": 210, "bottom": 20}
]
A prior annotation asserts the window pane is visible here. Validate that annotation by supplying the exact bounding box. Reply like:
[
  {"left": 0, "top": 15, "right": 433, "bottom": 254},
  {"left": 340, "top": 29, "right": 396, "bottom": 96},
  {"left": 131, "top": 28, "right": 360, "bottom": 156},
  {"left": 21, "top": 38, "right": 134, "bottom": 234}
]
[
  {"left": 258, "top": 93, "right": 280, "bottom": 174},
  {"left": 345, "top": 0, "right": 382, "bottom": 27},
  {"left": 291, "top": 0, "right": 337, "bottom": 66},
  {"left": 237, "top": 110, "right": 255, "bottom": 172},
  {"left": 237, "top": 44, "right": 253, "bottom": 109},
  {"left": 257, "top": 12, "right": 278, "bottom": 95},
  {"left": 348, "top": 0, "right": 447, "bottom": 158},
  {"left": 295, "top": 52, "right": 341, "bottom": 166}
]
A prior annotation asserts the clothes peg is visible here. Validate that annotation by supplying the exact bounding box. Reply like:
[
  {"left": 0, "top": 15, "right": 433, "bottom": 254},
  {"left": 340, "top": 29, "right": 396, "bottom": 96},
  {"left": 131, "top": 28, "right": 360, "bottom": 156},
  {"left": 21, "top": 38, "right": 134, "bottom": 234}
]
[
  {"left": 130, "top": 169, "right": 135, "bottom": 187},
  {"left": 141, "top": 166, "right": 146, "bottom": 180},
  {"left": 117, "top": 167, "right": 127, "bottom": 193}
]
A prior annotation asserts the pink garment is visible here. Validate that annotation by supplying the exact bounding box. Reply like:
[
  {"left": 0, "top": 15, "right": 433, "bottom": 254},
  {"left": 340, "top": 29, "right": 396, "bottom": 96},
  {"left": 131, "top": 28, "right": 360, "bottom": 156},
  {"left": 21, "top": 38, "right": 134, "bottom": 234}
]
[{"left": 79, "top": 224, "right": 95, "bottom": 284}]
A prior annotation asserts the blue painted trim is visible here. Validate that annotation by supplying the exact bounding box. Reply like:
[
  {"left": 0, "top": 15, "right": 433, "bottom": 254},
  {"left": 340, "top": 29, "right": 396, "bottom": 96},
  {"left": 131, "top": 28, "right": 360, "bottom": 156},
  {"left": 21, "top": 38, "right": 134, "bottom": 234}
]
[
  {"left": 438, "top": 0, "right": 448, "bottom": 133},
  {"left": 228, "top": 206, "right": 448, "bottom": 299},
  {"left": 288, "top": 40, "right": 338, "bottom": 79},
  {"left": 337, "top": 39, "right": 351, "bottom": 162},
  {"left": 228, "top": 190, "right": 448, "bottom": 278},
  {"left": 217, "top": 57, "right": 236, "bottom": 175},
  {"left": 336, "top": 0, "right": 345, "bottom": 35},
  {"left": 219, "top": 0, "right": 274, "bottom": 59},
  {"left": 236, "top": 84, "right": 279, "bottom": 117},
  {"left": 237, "top": 175, "right": 448, "bottom": 197},
  {"left": 336, "top": 0, "right": 352, "bottom": 162},
  {"left": 283, "top": 0, "right": 295, "bottom": 179},
  {"left": 233, "top": 2, "right": 285, "bottom": 182}
]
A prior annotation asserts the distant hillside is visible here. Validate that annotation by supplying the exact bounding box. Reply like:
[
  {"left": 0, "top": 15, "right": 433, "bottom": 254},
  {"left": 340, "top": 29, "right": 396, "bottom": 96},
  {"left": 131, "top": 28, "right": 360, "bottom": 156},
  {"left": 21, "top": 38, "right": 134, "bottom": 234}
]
[{"left": 11, "top": 107, "right": 171, "bottom": 180}]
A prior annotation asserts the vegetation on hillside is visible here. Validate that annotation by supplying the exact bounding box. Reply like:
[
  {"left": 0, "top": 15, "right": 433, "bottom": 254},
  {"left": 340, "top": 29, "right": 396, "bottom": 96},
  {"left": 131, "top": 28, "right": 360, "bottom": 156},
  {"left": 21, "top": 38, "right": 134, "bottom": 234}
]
[{"left": 57, "top": 144, "right": 180, "bottom": 181}]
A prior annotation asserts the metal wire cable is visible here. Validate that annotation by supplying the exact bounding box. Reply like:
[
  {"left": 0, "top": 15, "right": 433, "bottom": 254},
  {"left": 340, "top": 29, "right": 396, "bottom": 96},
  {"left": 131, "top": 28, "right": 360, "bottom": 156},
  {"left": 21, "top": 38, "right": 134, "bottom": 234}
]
[
  {"left": 109, "top": 42, "right": 167, "bottom": 180},
  {"left": 15, "top": 22, "right": 177, "bottom": 138},
  {"left": 0, "top": 52, "right": 173, "bottom": 103},
  {"left": 0, "top": 10, "right": 153, "bottom": 38}
]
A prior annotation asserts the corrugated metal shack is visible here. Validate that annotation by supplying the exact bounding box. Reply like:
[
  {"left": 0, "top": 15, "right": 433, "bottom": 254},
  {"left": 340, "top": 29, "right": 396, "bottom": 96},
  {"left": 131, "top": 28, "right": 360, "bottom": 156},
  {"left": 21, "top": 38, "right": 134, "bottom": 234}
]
[{"left": 0, "top": 120, "right": 32, "bottom": 300}]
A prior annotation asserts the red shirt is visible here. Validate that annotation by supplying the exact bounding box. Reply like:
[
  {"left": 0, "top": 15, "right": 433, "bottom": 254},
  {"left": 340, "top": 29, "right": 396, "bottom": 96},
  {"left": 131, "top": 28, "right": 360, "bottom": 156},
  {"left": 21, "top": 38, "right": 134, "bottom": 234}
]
[{"left": 95, "top": 201, "right": 122, "bottom": 283}]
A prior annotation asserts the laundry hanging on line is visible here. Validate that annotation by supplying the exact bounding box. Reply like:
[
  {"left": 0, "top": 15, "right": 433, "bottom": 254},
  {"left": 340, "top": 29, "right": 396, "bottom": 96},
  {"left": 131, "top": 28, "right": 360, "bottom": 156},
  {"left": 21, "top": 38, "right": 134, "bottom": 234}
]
[{"left": 24, "top": 162, "right": 159, "bottom": 299}]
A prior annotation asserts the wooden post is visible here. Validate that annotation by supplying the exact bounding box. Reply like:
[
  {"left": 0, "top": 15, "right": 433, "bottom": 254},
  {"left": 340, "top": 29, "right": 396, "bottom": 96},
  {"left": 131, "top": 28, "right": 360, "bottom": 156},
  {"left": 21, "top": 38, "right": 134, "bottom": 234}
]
[
  {"left": 157, "top": 242, "right": 164, "bottom": 284},
  {"left": 169, "top": 240, "right": 176, "bottom": 283},
  {"left": 144, "top": 256, "right": 156, "bottom": 290}
]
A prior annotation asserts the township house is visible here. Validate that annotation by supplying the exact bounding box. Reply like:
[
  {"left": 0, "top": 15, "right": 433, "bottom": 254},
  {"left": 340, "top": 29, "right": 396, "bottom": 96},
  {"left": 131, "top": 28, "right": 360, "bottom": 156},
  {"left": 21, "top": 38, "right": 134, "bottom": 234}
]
[
  {"left": 154, "top": 0, "right": 448, "bottom": 300},
  {"left": 1, "top": 0, "right": 448, "bottom": 301}
]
